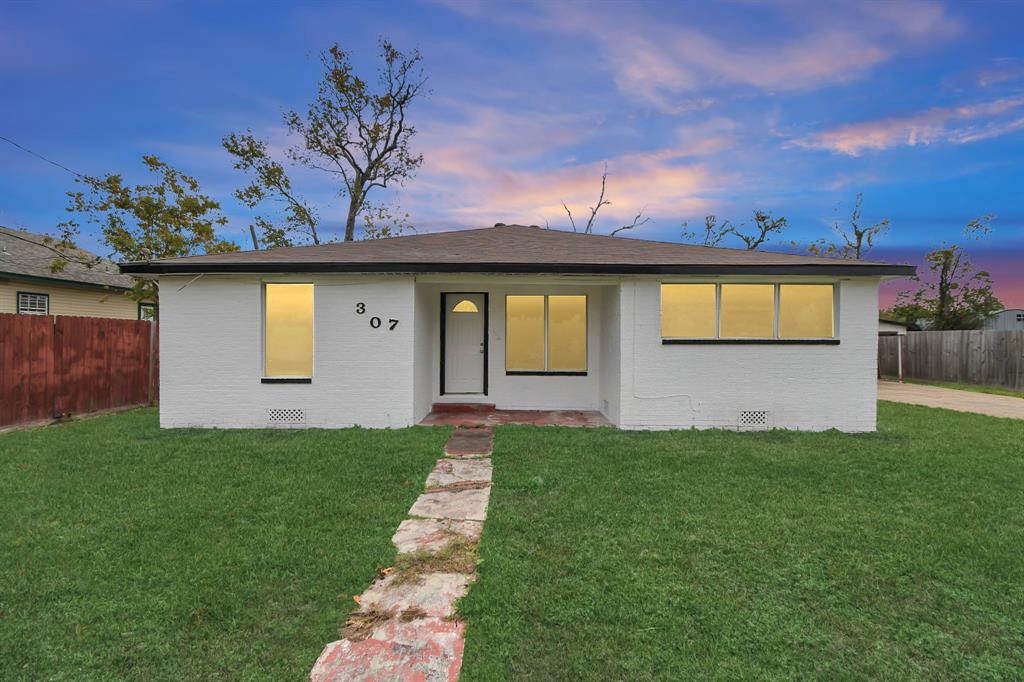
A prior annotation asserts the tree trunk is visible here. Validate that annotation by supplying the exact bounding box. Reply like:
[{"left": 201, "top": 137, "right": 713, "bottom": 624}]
[{"left": 344, "top": 184, "right": 363, "bottom": 241}]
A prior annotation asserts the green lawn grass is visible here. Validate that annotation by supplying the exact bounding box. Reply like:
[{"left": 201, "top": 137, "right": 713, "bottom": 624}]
[
  {"left": 889, "top": 378, "right": 1024, "bottom": 399},
  {"left": 458, "top": 402, "right": 1024, "bottom": 680},
  {"left": 0, "top": 409, "right": 447, "bottom": 681}
]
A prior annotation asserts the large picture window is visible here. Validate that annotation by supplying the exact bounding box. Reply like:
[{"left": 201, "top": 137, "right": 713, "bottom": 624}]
[
  {"left": 264, "top": 283, "right": 314, "bottom": 378},
  {"left": 661, "top": 283, "right": 835, "bottom": 342},
  {"left": 506, "top": 295, "right": 587, "bottom": 373}
]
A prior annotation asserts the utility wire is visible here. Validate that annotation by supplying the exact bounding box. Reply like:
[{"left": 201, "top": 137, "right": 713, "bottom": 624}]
[{"left": 0, "top": 135, "right": 85, "bottom": 178}]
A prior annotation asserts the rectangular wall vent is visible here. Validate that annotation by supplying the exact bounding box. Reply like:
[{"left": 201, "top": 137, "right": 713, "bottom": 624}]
[
  {"left": 738, "top": 410, "right": 768, "bottom": 430},
  {"left": 268, "top": 408, "right": 305, "bottom": 425}
]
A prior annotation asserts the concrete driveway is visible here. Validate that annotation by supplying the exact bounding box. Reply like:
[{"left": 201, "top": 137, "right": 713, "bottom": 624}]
[{"left": 878, "top": 381, "right": 1024, "bottom": 420}]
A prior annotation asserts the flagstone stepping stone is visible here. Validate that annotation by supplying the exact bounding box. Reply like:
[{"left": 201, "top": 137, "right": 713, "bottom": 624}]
[
  {"left": 392, "top": 518, "right": 484, "bottom": 554},
  {"left": 444, "top": 427, "right": 493, "bottom": 457},
  {"left": 426, "top": 458, "right": 492, "bottom": 489},
  {"left": 409, "top": 487, "right": 490, "bottom": 522},
  {"left": 359, "top": 572, "right": 473, "bottom": 619},
  {"left": 311, "top": 617, "right": 464, "bottom": 682}
]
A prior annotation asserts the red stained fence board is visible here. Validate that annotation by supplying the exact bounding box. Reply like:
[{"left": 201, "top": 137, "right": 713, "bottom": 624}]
[{"left": 0, "top": 313, "right": 158, "bottom": 428}]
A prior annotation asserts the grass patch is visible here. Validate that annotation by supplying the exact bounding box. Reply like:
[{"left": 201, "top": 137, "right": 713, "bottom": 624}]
[
  {"left": 887, "top": 378, "right": 1024, "bottom": 399},
  {"left": 458, "top": 402, "right": 1024, "bottom": 679},
  {"left": 0, "top": 409, "right": 447, "bottom": 680},
  {"left": 391, "top": 533, "right": 479, "bottom": 584}
]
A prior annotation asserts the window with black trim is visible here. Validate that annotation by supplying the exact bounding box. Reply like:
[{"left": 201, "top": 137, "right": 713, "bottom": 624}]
[
  {"left": 264, "top": 283, "right": 314, "bottom": 378},
  {"left": 661, "top": 283, "right": 835, "bottom": 341},
  {"left": 17, "top": 292, "right": 49, "bottom": 315},
  {"left": 506, "top": 295, "right": 587, "bottom": 373}
]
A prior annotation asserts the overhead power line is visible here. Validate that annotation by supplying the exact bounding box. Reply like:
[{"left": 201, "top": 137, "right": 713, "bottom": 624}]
[{"left": 0, "top": 135, "right": 85, "bottom": 178}]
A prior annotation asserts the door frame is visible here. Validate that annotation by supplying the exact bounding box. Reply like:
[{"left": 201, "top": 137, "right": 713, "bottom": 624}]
[{"left": 440, "top": 292, "right": 489, "bottom": 396}]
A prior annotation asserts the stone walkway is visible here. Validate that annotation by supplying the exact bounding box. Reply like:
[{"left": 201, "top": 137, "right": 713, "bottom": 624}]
[
  {"left": 310, "top": 427, "right": 494, "bottom": 682},
  {"left": 879, "top": 380, "right": 1024, "bottom": 419}
]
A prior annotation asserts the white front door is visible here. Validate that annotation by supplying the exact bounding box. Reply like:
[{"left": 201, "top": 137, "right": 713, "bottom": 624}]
[{"left": 444, "top": 293, "right": 486, "bottom": 394}]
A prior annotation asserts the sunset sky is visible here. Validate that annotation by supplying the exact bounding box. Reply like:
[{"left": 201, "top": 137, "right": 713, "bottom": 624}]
[{"left": 2, "top": 1, "right": 1022, "bottom": 308}]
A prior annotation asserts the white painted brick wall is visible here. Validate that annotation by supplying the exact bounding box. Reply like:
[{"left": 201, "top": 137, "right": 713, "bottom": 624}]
[
  {"left": 599, "top": 284, "right": 622, "bottom": 425},
  {"left": 159, "top": 273, "right": 881, "bottom": 432},
  {"left": 616, "top": 277, "right": 880, "bottom": 432},
  {"left": 159, "top": 274, "right": 417, "bottom": 429},
  {"left": 413, "top": 284, "right": 434, "bottom": 422}
]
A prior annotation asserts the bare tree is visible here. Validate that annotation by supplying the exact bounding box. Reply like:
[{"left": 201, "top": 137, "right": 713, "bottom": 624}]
[
  {"left": 963, "top": 213, "right": 995, "bottom": 240},
  {"left": 286, "top": 41, "right": 426, "bottom": 242},
  {"left": 680, "top": 215, "right": 734, "bottom": 246},
  {"left": 560, "top": 164, "right": 650, "bottom": 236},
  {"left": 682, "top": 210, "right": 786, "bottom": 250},
  {"left": 734, "top": 210, "right": 787, "bottom": 250},
  {"left": 808, "top": 193, "right": 889, "bottom": 259},
  {"left": 222, "top": 132, "right": 320, "bottom": 248}
]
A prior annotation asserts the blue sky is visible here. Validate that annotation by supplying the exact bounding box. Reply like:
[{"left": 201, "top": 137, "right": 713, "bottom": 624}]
[{"left": 2, "top": 0, "right": 1022, "bottom": 306}]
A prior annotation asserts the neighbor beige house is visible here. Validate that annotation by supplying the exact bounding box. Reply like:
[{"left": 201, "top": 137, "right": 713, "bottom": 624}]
[{"left": 0, "top": 226, "right": 152, "bottom": 319}]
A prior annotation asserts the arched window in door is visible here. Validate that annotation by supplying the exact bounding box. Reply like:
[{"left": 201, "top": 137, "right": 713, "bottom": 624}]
[{"left": 451, "top": 299, "right": 479, "bottom": 313}]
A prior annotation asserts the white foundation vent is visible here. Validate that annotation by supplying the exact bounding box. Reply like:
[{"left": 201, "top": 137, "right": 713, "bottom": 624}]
[
  {"left": 268, "top": 408, "right": 305, "bottom": 425},
  {"left": 738, "top": 410, "right": 768, "bottom": 430}
]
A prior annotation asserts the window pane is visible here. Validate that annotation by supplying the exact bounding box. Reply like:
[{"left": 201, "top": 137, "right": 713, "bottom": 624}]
[
  {"left": 265, "top": 283, "right": 314, "bottom": 377},
  {"left": 720, "top": 284, "right": 774, "bottom": 338},
  {"left": 506, "top": 296, "right": 545, "bottom": 370},
  {"left": 451, "top": 299, "right": 479, "bottom": 313},
  {"left": 661, "top": 284, "right": 716, "bottom": 338},
  {"left": 548, "top": 296, "right": 587, "bottom": 371},
  {"left": 779, "top": 285, "right": 833, "bottom": 338}
]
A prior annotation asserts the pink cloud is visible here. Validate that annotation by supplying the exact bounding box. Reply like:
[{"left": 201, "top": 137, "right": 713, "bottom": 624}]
[
  {"left": 791, "top": 96, "right": 1024, "bottom": 156},
  {"left": 404, "top": 105, "right": 727, "bottom": 229}
]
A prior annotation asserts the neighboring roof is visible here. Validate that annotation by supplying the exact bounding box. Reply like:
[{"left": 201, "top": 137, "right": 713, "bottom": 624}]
[
  {"left": 120, "top": 224, "right": 916, "bottom": 277},
  {"left": 0, "top": 226, "right": 134, "bottom": 290},
  {"left": 990, "top": 308, "right": 1024, "bottom": 314}
]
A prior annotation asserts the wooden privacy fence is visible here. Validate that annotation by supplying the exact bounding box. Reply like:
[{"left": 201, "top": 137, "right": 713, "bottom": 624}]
[
  {"left": 879, "top": 330, "right": 1024, "bottom": 391},
  {"left": 0, "top": 313, "right": 158, "bottom": 428}
]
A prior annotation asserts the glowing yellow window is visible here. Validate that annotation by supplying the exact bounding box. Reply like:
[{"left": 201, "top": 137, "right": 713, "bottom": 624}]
[
  {"left": 506, "top": 296, "right": 545, "bottom": 371},
  {"left": 548, "top": 296, "right": 587, "bottom": 371},
  {"left": 661, "top": 284, "right": 716, "bottom": 338},
  {"left": 779, "top": 284, "right": 834, "bottom": 338},
  {"left": 720, "top": 284, "right": 774, "bottom": 338},
  {"left": 264, "top": 283, "right": 314, "bottom": 377},
  {"left": 452, "top": 299, "right": 478, "bottom": 313}
]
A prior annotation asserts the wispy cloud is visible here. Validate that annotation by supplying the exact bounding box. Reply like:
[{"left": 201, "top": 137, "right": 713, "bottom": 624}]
[
  {"left": 791, "top": 96, "right": 1024, "bottom": 156},
  {"left": 436, "top": 0, "right": 962, "bottom": 113}
]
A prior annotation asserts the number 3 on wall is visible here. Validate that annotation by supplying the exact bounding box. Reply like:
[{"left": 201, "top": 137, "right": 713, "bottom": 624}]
[{"left": 356, "top": 303, "right": 398, "bottom": 330}]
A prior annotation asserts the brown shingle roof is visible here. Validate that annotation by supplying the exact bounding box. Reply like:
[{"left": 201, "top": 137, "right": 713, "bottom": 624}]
[
  {"left": 1, "top": 226, "right": 135, "bottom": 289},
  {"left": 120, "top": 224, "right": 915, "bottom": 277}
]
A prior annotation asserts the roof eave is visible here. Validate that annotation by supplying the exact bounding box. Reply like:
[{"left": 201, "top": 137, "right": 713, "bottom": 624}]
[
  {"left": 0, "top": 269, "right": 134, "bottom": 291},
  {"left": 120, "top": 261, "right": 916, "bottom": 277}
]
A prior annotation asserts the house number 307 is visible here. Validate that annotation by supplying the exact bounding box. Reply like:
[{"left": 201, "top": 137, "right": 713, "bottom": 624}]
[{"left": 356, "top": 302, "right": 398, "bottom": 330}]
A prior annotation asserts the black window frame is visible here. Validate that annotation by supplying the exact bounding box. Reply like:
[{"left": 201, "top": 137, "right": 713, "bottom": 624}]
[{"left": 504, "top": 294, "right": 589, "bottom": 376}]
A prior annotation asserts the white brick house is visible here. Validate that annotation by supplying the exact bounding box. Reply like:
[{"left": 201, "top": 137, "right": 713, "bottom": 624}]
[{"left": 121, "top": 225, "right": 914, "bottom": 432}]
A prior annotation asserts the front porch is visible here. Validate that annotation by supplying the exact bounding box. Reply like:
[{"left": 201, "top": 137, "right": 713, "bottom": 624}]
[
  {"left": 420, "top": 402, "right": 611, "bottom": 427},
  {"left": 412, "top": 276, "right": 622, "bottom": 425}
]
